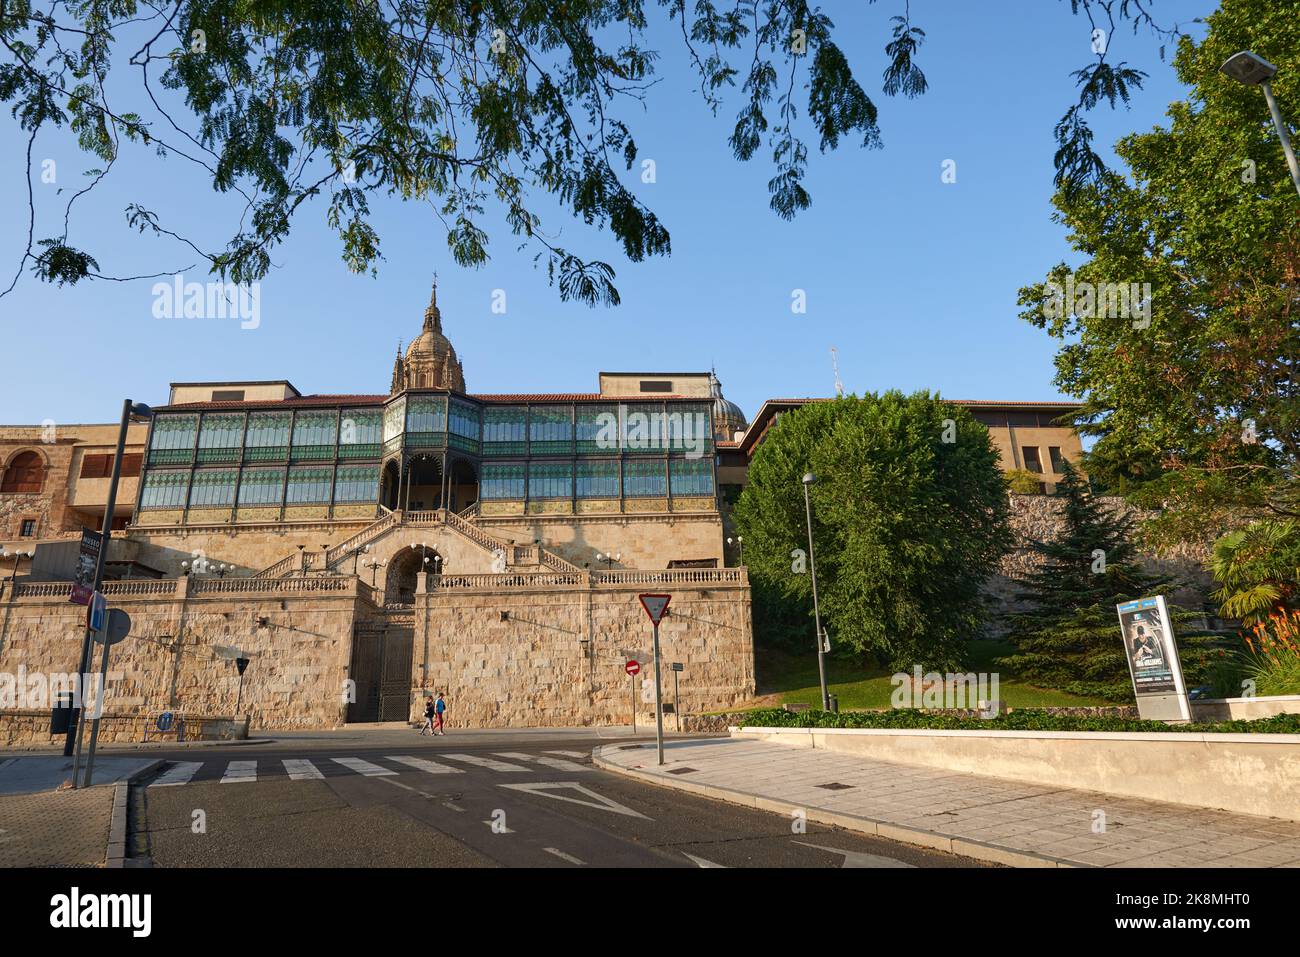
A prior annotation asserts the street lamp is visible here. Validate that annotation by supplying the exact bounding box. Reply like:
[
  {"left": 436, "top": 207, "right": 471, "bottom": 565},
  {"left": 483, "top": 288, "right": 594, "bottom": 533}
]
[
  {"left": 596, "top": 551, "right": 621, "bottom": 570},
  {"left": 802, "top": 472, "right": 829, "bottom": 711},
  {"left": 67, "top": 399, "right": 153, "bottom": 765},
  {"left": 1221, "top": 51, "right": 1300, "bottom": 198},
  {"left": 727, "top": 535, "right": 744, "bottom": 564},
  {"left": 361, "top": 557, "right": 387, "bottom": 586},
  {"left": 2, "top": 547, "right": 32, "bottom": 590},
  {"left": 352, "top": 543, "right": 369, "bottom": 575}
]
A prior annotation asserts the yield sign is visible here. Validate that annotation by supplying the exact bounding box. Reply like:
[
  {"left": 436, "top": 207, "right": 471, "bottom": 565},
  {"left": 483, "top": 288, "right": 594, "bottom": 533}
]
[
  {"left": 638, "top": 593, "right": 671, "bottom": 625},
  {"left": 498, "top": 782, "right": 650, "bottom": 819}
]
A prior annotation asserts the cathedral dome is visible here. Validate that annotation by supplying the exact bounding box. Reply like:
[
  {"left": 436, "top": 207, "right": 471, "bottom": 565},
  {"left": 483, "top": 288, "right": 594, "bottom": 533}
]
[
  {"left": 391, "top": 279, "right": 466, "bottom": 393},
  {"left": 709, "top": 370, "right": 747, "bottom": 441}
]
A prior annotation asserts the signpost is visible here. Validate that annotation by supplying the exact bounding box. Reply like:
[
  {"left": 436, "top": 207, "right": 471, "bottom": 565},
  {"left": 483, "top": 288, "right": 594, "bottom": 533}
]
[
  {"left": 625, "top": 659, "right": 640, "bottom": 733},
  {"left": 235, "top": 656, "right": 250, "bottom": 711},
  {"left": 1117, "top": 595, "right": 1190, "bottom": 722},
  {"left": 82, "top": 607, "right": 131, "bottom": 787},
  {"left": 637, "top": 593, "right": 671, "bottom": 766}
]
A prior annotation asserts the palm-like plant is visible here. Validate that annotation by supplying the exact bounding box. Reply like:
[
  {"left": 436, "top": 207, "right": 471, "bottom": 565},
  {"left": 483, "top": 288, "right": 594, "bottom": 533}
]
[{"left": 1209, "top": 520, "right": 1300, "bottom": 623}]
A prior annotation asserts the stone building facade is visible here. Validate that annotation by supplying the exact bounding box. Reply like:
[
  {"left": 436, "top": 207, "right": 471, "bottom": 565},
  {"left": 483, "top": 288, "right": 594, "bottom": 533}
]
[{"left": 0, "top": 280, "right": 1097, "bottom": 735}]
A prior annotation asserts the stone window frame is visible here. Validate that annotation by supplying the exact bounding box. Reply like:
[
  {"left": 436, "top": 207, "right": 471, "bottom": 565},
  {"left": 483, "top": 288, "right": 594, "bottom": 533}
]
[{"left": 1, "top": 447, "right": 49, "bottom": 494}]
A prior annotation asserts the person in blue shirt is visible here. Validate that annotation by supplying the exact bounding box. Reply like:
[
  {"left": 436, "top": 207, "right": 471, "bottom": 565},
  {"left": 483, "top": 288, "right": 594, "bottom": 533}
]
[{"left": 433, "top": 692, "right": 447, "bottom": 735}]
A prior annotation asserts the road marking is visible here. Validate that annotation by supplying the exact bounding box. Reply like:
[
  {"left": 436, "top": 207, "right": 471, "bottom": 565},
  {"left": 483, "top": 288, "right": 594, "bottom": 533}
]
[
  {"left": 221, "top": 761, "right": 258, "bottom": 784},
  {"left": 498, "top": 781, "right": 650, "bottom": 819},
  {"left": 377, "top": 777, "right": 437, "bottom": 799},
  {"left": 331, "top": 757, "right": 397, "bottom": 777},
  {"left": 282, "top": 759, "right": 324, "bottom": 781},
  {"left": 792, "top": 841, "right": 916, "bottom": 868},
  {"left": 543, "top": 750, "right": 587, "bottom": 759},
  {"left": 386, "top": 755, "right": 464, "bottom": 775},
  {"left": 443, "top": 802, "right": 466, "bottom": 813},
  {"left": 543, "top": 847, "right": 585, "bottom": 865},
  {"left": 440, "top": 753, "right": 530, "bottom": 772},
  {"left": 494, "top": 751, "right": 589, "bottom": 772},
  {"left": 682, "top": 852, "right": 728, "bottom": 868},
  {"left": 150, "top": 761, "right": 203, "bottom": 787}
]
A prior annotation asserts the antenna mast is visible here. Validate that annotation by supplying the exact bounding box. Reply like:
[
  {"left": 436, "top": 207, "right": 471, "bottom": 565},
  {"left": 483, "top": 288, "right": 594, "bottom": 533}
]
[{"left": 830, "top": 347, "right": 844, "bottom": 398}]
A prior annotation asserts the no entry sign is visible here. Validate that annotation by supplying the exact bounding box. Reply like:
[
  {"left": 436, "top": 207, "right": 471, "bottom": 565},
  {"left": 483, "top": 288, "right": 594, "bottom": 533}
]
[{"left": 625, "top": 660, "right": 640, "bottom": 676}]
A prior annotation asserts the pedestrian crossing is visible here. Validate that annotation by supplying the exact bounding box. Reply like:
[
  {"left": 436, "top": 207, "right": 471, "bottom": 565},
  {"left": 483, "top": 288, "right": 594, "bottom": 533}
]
[{"left": 147, "top": 749, "right": 592, "bottom": 788}]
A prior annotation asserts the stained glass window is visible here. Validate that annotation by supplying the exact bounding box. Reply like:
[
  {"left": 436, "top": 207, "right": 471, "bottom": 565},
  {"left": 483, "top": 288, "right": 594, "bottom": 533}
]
[
  {"left": 292, "top": 411, "right": 337, "bottom": 458},
  {"left": 334, "top": 465, "right": 379, "bottom": 503},
  {"left": 285, "top": 467, "right": 333, "bottom": 504},
  {"left": 406, "top": 396, "right": 447, "bottom": 433},
  {"left": 621, "top": 403, "right": 665, "bottom": 453},
  {"left": 244, "top": 412, "right": 291, "bottom": 461},
  {"left": 576, "top": 459, "right": 618, "bottom": 498},
  {"left": 666, "top": 403, "right": 713, "bottom": 455},
  {"left": 481, "top": 463, "right": 525, "bottom": 499},
  {"left": 196, "top": 414, "right": 244, "bottom": 463},
  {"left": 148, "top": 415, "right": 198, "bottom": 464},
  {"left": 188, "top": 469, "right": 238, "bottom": 507},
  {"left": 576, "top": 405, "right": 619, "bottom": 453},
  {"left": 139, "top": 470, "right": 190, "bottom": 508},
  {"left": 237, "top": 468, "right": 284, "bottom": 506},
  {"left": 670, "top": 457, "right": 714, "bottom": 496},
  {"left": 449, "top": 400, "right": 481, "bottom": 453},
  {"left": 482, "top": 407, "right": 527, "bottom": 456},
  {"left": 622, "top": 458, "right": 667, "bottom": 497},
  {"left": 338, "top": 409, "right": 382, "bottom": 458},
  {"left": 382, "top": 398, "right": 406, "bottom": 444},
  {"left": 529, "top": 461, "right": 572, "bottom": 499},
  {"left": 529, "top": 407, "right": 572, "bottom": 455}
]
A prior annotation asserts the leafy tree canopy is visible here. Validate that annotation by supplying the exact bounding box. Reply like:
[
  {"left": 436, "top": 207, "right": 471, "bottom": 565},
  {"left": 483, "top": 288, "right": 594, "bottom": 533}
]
[
  {"left": 1, "top": 0, "right": 1192, "bottom": 304},
  {"left": 732, "top": 392, "right": 1011, "bottom": 672},
  {"left": 1018, "top": 0, "right": 1300, "bottom": 549}
]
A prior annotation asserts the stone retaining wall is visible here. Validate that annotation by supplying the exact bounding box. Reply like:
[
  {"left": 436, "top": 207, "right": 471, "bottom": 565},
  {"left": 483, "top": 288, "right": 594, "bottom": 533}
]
[{"left": 0, "top": 709, "right": 248, "bottom": 748}]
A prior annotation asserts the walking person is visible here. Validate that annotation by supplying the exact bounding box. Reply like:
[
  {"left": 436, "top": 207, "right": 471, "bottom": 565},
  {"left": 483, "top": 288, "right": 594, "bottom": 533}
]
[
  {"left": 420, "top": 696, "right": 434, "bottom": 735},
  {"left": 433, "top": 691, "right": 447, "bottom": 735}
]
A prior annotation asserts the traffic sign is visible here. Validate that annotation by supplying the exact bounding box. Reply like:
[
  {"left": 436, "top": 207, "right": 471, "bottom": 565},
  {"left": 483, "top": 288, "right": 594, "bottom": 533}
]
[
  {"left": 156, "top": 711, "right": 175, "bottom": 732},
  {"left": 638, "top": 593, "right": 671, "bottom": 625},
  {"left": 625, "top": 659, "right": 640, "bottom": 676},
  {"left": 88, "top": 591, "right": 107, "bottom": 631},
  {"left": 671, "top": 662, "right": 684, "bottom": 672},
  {"left": 93, "top": 608, "right": 130, "bottom": 646}
]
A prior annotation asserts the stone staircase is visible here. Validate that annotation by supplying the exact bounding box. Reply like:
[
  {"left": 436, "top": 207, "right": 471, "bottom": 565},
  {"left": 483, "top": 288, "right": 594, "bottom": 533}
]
[{"left": 252, "top": 507, "right": 581, "bottom": 579}]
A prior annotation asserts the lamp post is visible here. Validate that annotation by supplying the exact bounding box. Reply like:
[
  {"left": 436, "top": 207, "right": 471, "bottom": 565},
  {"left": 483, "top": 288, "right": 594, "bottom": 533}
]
[
  {"left": 727, "top": 536, "right": 744, "bottom": 564},
  {"left": 802, "top": 472, "right": 829, "bottom": 711},
  {"left": 1221, "top": 51, "right": 1300, "bottom": 198},
  {"left": 66, "top": 399, "right": 152, "bottom": 766},
  {"left": 596, "top": 551, "right": 620, "bottom": 570},
  {"left": 352, "top": 543, "right": 369, "bottom": 575}
]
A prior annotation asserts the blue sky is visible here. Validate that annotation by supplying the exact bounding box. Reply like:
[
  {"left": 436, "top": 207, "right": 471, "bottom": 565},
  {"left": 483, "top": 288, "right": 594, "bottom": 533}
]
[{"left": 0, "top": 1, "right": 1218, "bottom": 424}]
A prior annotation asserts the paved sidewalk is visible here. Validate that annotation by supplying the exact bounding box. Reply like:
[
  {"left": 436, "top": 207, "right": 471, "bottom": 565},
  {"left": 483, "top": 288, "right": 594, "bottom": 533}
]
[
  {"left": 0, "top": 756, "right": 160, "bottom": 796},
  {"left": 594, "top": 737, "right": 1300, "bottom": 868},
  {"left": 0, "top": 786, "right": 116, "bottom": 867}
]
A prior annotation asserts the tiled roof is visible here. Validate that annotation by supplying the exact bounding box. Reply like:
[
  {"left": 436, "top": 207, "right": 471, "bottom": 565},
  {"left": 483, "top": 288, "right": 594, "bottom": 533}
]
[{"left": 161, "top": 394, "right": 386, "bottom": 411}]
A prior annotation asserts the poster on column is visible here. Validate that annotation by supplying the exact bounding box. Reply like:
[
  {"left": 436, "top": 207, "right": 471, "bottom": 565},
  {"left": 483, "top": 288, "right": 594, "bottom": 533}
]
[
  {"left": 69, "top": 529, "right": 102, "bottom": 605},
  {"left": 1116, "top": 595, "right": 1190, "bottom": 721}
]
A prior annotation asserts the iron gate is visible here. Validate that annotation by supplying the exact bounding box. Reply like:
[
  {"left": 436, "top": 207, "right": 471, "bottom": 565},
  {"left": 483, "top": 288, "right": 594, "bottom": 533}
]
[{"left": 347, "top": 620, "right": 415, "bottom": 723}]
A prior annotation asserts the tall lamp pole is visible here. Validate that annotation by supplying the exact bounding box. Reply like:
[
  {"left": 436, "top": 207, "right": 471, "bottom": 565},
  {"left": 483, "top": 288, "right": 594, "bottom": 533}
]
[
  {"left": 66, "top": 399, "right": 152, "bottom": 768},
  {"left": 1221, "top": 51, "right": 1300, "bottom": 199},
  {"left": 802, "top": 472, "right": 829, "bottom": 711}
]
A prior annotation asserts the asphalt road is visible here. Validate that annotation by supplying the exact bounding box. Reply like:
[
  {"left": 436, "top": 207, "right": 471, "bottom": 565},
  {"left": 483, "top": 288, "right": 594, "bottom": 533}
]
[{"left": 132, "top": 729, "right": 990, "bottom": 868}]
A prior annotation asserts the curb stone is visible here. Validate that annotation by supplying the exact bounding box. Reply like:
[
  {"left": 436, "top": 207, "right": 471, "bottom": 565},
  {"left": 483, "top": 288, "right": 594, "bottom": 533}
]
[
  {"left": 106, "top": 759, "right": 162, "bottom": 868},
  {"left": 591, "top": 745, "right": 1076, "bottom": 869}
]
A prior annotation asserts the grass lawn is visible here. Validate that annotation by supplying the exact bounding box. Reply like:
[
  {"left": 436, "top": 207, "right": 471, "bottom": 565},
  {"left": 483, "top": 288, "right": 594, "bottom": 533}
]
[{"left": 756, "top": 639, "right": 1116, "bottom": 710}]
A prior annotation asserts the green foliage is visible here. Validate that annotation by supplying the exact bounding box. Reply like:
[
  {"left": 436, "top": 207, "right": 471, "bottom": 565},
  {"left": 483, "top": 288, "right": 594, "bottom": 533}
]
[
  {"left": 1210, "top": 519, "right": 1300, "bottom": 623},
  {"left": 1243, "top": 610, "right": 1300, "bottom": 696},
  {"left": 737, "top": 707, "right": 1300, "bottom": 735},
  {"left": 996, "top": 462, "right": 1216, "bottom": 700},
  {"left": 733, "top": 392, "right": 1011, "bottom": 672},
  {"left": 1004, "top": 468, "right": 1044, "bottom": 495},
  {"left": 1019, "top": 0, "right": 1300, "bottom": 550}
]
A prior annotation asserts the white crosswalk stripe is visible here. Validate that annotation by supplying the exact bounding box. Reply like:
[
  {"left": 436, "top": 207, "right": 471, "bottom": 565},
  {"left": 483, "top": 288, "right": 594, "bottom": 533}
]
[
  {"left": 543, "top": 750, "right": 588, "bottom": 759},
  {"left": 494, "top": 752, "right": 589, "bottom": 772},
  {"left": 282, "top": 759, "right": 324, "bottom": 780},
  {"left": 331, "top": 757, "right": 397, "bottom": 776},
  {"left": 149, "top": 761, "right": 202, "bottom": 787},
  {"left": 386, "top": 755, "right": 464, "bottom": 775},
  {"left": 221, "top": 760, "right": 258, "bottom": 784},
  {"left": 440, "top": 753, "right": 530, "bottom": 772}
]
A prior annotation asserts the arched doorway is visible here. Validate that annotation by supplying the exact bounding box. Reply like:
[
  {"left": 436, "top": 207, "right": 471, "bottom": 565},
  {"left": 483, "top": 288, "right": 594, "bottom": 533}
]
[
  {"left": 384, "top": 544, "right": 442, "bottom": 604},
  {"left": 447, "top": 458, "right": 478, "bottom": 513}
]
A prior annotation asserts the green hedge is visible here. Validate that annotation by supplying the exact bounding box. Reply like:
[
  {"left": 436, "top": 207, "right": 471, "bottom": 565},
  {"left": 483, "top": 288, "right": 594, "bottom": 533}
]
[{"left": 737, "top": 707, "right": 1300, "bottom": 734}]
